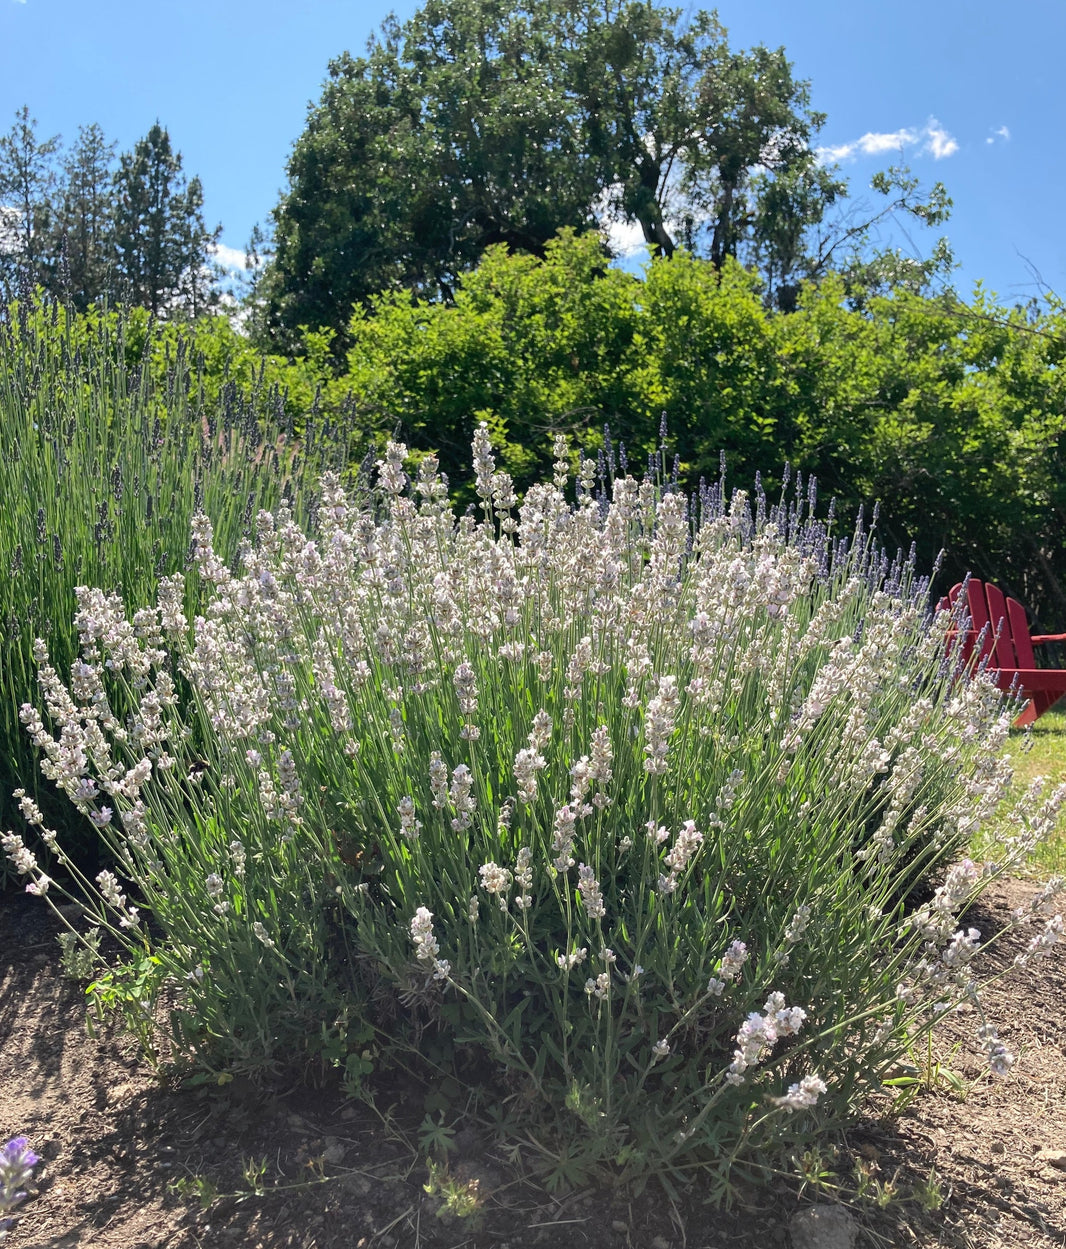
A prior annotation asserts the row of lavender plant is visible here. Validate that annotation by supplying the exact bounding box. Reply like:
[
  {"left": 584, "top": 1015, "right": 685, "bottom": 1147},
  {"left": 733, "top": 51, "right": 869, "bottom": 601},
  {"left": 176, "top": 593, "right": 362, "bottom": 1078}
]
[
  {"left": 5, "top": 428, "right": 1064, "bottom": 1196},
  {"left": 0, "top": 299, "right": 349, "bottom": 867}
]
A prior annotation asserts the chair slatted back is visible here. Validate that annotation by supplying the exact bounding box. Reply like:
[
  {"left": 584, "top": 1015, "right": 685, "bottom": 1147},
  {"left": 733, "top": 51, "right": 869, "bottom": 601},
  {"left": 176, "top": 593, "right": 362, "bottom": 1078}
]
[
  {"left": 1006, "top": 595, "right": 1037, "bottom": 669},
  {"left": 940, "top": 579, "right": 1040, "bottom": 670},
  {"left": 964, "top": 579, "right": 993, "bottom": 665},
  {"left": 982, "top": 581, "right": 1018, "bottom": 669}
]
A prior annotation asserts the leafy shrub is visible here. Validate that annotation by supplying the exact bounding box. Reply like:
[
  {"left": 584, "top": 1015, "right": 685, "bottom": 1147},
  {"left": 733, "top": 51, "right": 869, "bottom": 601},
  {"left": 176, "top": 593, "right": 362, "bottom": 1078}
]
[
  {"left": 6, "top": 430, "right": 1064, "bottom": 1197},
  {"left": 329, "top": 230, "right": 1066, "bottom": 628}
]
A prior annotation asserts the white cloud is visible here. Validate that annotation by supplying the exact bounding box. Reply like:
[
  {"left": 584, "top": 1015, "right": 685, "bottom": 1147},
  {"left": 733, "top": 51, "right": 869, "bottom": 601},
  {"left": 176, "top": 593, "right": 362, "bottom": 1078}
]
[
  {"left": 815, "top": 141, "right": 853, "bottom": 163},
  {"left": 995, "top": 124, "right": 1010, "bottom": 141},
  {"left": 594, "top": 176, "right": 717, "bottom": 262},
  {"left": 593, "top": 183, "right": 652, "bottom": 259},
  {"left": 817, "top": 128, "right": 915, "bottom": 163},
  {"left": 925, "top": 122, "right": 958, "bottom": 159},
  {"left": 209, "top": 242, "right": 247, "bottom": 271},
  {"left": 817, "top": 118, "right": 959, "bottom": 164},
  {"left": 604, "top": 217, "right": 650, "bottom": 259},
  {"left": 860, "top": 127, "right": 920, "bottom": 156}
]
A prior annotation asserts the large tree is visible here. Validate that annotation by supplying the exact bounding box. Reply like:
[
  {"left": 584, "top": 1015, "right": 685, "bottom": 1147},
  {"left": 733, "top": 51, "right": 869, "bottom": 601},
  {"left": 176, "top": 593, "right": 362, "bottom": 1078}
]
[
  {"left": 112, "top": 122, "right": 221, "bottom": 317},
  {"left": 46, "top": 122, "right": 118, "bottom": 310},
  {"left": 0, "top": 109, "right": 223, "bottom": 316},
  {"left": 261, "top": 0, "right": 847, "bottom": 344},
  {"left": 0, "top": 106, "right": 60, "bottom": 298}
]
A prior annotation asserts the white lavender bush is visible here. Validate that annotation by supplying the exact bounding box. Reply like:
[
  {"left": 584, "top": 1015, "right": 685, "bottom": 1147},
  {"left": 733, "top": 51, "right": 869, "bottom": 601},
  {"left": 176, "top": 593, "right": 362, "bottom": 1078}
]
[{"left": 6, "top": 427, "right": 1065, "bottom": 1196}]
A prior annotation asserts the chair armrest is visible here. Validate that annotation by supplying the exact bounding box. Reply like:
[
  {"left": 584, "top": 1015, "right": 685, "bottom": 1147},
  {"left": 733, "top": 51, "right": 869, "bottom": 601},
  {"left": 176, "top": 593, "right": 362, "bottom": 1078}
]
[
  {"left": 989, "top": 668, "right": 1066, "bottom": 692},
  {"left": 1031, "top": 632, "right": 1066, "bottom": 645}
]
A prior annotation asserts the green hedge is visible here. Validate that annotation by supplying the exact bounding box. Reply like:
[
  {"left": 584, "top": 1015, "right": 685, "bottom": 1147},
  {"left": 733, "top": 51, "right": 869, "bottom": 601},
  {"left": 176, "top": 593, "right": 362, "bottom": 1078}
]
[{"left": 321, "top": 230, "right": 1066, "bottom": 629}]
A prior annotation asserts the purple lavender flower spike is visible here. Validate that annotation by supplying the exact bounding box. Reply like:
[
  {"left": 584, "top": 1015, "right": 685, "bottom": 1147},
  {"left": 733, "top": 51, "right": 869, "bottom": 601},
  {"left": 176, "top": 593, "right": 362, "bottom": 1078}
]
[
  {"left": 0, "top": 1136, "right": 39, "bottom": 1230},
  {"left": 2, "top": 1137, "right": 39, "bottom": 1171}
]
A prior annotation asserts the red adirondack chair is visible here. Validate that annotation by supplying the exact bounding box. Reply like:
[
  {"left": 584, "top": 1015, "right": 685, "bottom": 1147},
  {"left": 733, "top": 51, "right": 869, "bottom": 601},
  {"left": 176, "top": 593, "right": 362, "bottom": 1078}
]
[{"left": 939, "top": 579, "right": 1066, "bottom": 727}]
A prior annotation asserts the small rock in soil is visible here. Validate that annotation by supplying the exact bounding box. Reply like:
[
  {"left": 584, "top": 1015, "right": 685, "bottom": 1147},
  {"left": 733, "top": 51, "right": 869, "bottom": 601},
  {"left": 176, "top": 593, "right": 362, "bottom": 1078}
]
[
  {"left": 1037, "top": 1149, "right": 1066, "bottom": 1170},
  {"left": 788, "top": 1204, "right": 857, "bottom": 1249}
]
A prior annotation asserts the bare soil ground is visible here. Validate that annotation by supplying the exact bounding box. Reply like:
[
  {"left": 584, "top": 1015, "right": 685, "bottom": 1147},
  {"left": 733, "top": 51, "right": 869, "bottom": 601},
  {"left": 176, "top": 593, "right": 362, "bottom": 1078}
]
[{"left": 2, "top": 879, "right": 1065, "bottom": 1249}]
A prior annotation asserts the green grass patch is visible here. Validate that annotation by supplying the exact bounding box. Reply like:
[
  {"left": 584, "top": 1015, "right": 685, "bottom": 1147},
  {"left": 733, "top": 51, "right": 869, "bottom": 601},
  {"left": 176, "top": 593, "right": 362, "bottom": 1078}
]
[{"left": 1007, "top": 707, "right": 1066, "bottom": 877}]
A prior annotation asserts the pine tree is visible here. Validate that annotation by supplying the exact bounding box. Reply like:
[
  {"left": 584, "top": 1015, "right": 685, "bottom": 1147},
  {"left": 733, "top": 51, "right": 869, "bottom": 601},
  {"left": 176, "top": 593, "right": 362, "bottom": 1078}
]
[
  {"left": 112, "top": 122, "right": 220, "bottom": 316},
  {"left": 0, "top": 106, "right": 60, "bottom": 297},
  {"left": 46, "top": 122, "right": 117, "bottom": 310}
]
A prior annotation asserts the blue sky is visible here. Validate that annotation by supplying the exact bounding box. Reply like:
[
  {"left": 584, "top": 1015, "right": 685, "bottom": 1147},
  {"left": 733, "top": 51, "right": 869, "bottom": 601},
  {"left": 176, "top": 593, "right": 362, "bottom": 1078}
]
[{"left": 2, "top": 0, "right": 1063, "bottom": 306}]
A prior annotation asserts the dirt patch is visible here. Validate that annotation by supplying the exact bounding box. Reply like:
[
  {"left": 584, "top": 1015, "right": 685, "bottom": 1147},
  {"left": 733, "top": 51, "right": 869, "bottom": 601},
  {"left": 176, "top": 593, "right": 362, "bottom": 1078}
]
[{"left": 2, "top": 880, "right": 1064, "bottom": 1248}]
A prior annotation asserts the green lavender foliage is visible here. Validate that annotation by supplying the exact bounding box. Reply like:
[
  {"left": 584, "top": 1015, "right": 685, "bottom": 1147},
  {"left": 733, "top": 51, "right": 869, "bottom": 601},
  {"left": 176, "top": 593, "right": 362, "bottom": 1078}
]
[{"left": 0, "top": 299, "right": 349, "bottom": 862}]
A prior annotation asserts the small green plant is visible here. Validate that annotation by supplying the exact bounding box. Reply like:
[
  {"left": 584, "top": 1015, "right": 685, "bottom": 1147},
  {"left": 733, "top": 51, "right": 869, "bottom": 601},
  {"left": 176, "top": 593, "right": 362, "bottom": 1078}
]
[
  {"left": 913, "top": 1167, "right": 945, "bottom": 1213},
  {"left": 56, "top": 925, "right": 101, "bottom": 980},
  {"left": 85, "top": 951, "right": 164, "bottom": 1071},
  {"left": 883, "top": 1033, "right": 968, "bottom": 1102},
  {"left": 241, "top": 1156, "right": 271, "bottom": 1197},
  {"left": 170, "top": 1173, "right": 219, "bottom": 1213},
  {"left": 314, "top": 1011, "right": 376, "bottom": 1094},
  {"left": 917, "top": 1037, "right": 968, "bottom": 1097},
  {"left": 423, "top": 1159, "right": 485, "bottom": 1223},
  {"left": 793, "top": 1145, "right": 839, "bottom": 1199},
  {"left": 853, "top": 1157, "right": 900, "bottom": 1209},
  {"left": 790, "top": 1148, "right": 944, "bottom": 1222},
  {"left": 340, "top": 1051, "right": 376, "bottom": 1099},
  {"left": 418, "top": 1112, "right": 457, "bottom": 1159}
]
